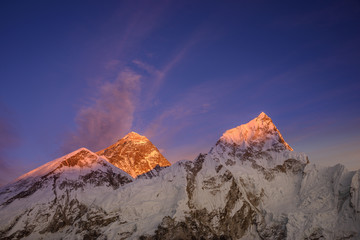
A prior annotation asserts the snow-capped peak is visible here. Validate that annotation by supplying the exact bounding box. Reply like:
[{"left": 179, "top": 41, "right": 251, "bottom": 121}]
[
  {"left": 97, "top": 132, "right": 170, "bottom": 178},
  {"left": 122, "top": 131, "right": 149, "bottom": 144},
  {"left": 219, "top": 112, "right": 293, "bottom": 151},
  {"left": 16, "top": 147, "right": 99, "bottom": 181},
  {"left": 257, "top": 111, "right": 269, "bottom": 119}
]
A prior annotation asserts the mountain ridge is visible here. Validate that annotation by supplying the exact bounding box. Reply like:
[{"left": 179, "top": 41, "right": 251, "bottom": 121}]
[{"left": 0, "top": 112, "right": 359, "bottom": 239}]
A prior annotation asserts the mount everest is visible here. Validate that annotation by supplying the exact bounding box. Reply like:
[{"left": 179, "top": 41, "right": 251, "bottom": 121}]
[
  {"left": 0, "top": 112, "right": 359, "bottom": 239},
  {"left": 96, "top": 132, "right": 170, "bottom": 178}
]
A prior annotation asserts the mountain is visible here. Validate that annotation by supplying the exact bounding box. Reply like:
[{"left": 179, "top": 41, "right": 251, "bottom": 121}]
[
  {"left": 218, "top": 112, "right": 293, "bottom": 151},
  {"left": 97, "top": 132, "right": 171, "bottom": 178},
  {"left": 209, "top": 112, "right": 307, "bottom": 180},
  {"left": 0, "top": 148, "right": 133, "bottom": 239},
  {"left": 0, "top": 112, "right": 359, "bottom": 239}
]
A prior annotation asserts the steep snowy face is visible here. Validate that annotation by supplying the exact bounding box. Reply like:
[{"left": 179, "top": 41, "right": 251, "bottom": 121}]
[
  {"left": 211, "top": 112, "right": 305, "bottom": 170},
  {"left": 97, "top": 132, "right": 171, "bottom": 178},
  {"left": 220, "top": 112, "right": 293, "bottom": 151}
]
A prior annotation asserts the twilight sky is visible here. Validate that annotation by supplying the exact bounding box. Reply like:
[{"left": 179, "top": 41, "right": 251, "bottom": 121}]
[{"left": 1, "top": 1, "right": 360, "bottom": 185}]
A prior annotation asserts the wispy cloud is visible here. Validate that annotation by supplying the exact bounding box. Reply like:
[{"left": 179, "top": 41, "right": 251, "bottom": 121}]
[
  {"left": 63, "top": 70, "right": 141, "bottom": 152},
  {"left": 133, "top": 29, "right": 205, "bottom": 107},
  {"left": 63, "top": 2, "right": 207, "bottom": 154},
  {"left": 144, "top": 84, "right": 215, "bottom": 139},
  {"left": 61, "top": 2, "right": 173, "bottom": 153},
  {"left": 142, "top": 80, "right": 230, "bottom": 164},
  {"left": 132, "top": 60, "right": 163, "bottom": 79},
  {"left": 104, "top": 0, "right": 171, "bottom": 63}
]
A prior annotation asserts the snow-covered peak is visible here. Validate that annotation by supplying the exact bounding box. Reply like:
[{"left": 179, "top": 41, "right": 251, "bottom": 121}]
[
  {"left": 120, "top": 131, "right": 149, "bottom": 144},
  {"left": 257, "top": 111, "right": 269, "bottom": 119},
  {"left": 97, "top": 132, "right": 170, "bottom": 178},
  {"left": 219, "top": 112, "right": 293, "bottom": 151},
  {"left": 125, "top": 131, "right": 144, "bottom": 139},
  {"left": 16, "top": 147, "right": 100, "bottom": 181}
]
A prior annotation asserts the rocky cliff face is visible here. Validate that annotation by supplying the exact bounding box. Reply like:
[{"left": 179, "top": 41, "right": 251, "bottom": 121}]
[
  {"left": 0, "top": 113, "right": 359, "bottom": 240},
  {"left": 97, "top": 132, "right": 170, "bottom": 178}
]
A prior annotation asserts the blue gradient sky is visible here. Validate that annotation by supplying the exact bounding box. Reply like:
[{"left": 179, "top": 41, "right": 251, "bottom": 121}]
[{"left": 1, "top": 1, "right": 360, "bottom": 185}]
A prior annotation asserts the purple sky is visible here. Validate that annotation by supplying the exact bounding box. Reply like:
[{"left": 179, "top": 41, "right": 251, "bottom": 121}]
[{"left": 1, "top": 1, "right": 360, "bottom": 185}]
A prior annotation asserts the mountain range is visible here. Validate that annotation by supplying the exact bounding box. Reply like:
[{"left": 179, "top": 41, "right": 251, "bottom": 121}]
[{"left": 0, "top": 112, "right": 359, "bottom": 239}]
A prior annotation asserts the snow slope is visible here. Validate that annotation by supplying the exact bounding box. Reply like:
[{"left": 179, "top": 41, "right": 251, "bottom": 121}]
[{"left": 0, "top": 112, "right": 359, "bottom": 239}]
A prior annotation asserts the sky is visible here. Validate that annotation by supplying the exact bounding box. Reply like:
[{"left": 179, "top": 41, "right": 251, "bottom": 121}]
[{"left": 0, "top": 0, "right": 360, "bottom": 185}]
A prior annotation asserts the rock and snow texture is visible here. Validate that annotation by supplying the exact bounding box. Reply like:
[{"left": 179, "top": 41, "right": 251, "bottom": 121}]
[
  {"left": 97, "top": 132, "right": 171, "bottom": 178},
  {"left": 0, "top": 148, "right": 133, "bottom": 239},
  {"left": 219, "top": 112, "right": 293, "bottom": 151},
  {"left": 0, "top": 112, "right": 359, "bottom": 239}
]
